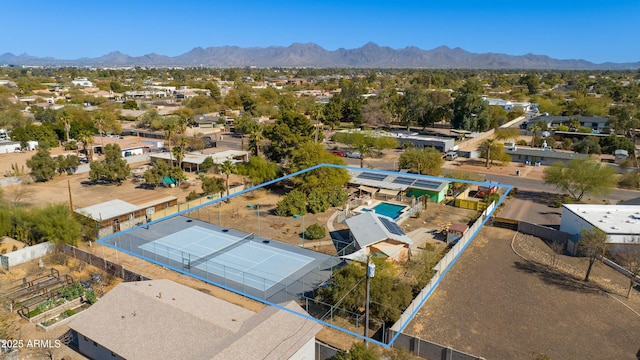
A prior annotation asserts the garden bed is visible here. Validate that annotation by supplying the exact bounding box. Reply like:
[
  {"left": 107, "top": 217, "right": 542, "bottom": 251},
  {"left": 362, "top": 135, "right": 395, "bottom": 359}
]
[{"left": 36, "top": 302, "right": 92, "bottom": 332}]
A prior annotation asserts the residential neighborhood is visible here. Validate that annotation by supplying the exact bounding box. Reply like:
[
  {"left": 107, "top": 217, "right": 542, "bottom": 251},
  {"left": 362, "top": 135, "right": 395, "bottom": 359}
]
[{"left": 1, "top": 61, "right": 640, "bottom": 360}]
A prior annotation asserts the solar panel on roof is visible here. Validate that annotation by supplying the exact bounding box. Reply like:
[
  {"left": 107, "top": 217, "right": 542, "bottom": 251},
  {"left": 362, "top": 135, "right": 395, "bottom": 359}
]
[
  {"left": 357, "top": 172, "right": 387, "bottom": 181},
  {"left": 379, "top": 216, "right": 405, "bottom": 236},
  {"left": 413, "top": 179, "right": 442, "bottom": 190},
  {"left": 392, "top": 176, "right": 415, "bottom": 185}
]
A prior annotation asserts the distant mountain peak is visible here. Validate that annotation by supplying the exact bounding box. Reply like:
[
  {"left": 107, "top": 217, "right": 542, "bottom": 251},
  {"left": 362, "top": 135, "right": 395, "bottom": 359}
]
[{"left": 1, "top": 44, "right": 638, "bottom": 70}]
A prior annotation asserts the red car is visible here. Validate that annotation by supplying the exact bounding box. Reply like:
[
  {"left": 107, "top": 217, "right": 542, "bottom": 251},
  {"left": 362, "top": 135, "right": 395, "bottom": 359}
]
[{"left": 330, "top": 150, "right": 346, "bottom": 157}]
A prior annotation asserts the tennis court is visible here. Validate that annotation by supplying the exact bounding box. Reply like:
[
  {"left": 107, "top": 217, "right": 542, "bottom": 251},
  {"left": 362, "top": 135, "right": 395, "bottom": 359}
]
[
  {"left": 139, "top": 226, "right": 313, "bottom": 291},
  {"left": 105, "top": 216, "right": 341, "bottom": 302}
]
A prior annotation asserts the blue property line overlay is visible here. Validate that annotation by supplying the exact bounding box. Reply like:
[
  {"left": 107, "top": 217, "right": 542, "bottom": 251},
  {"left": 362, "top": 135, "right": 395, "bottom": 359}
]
[{"left": 97, "top": 164, "right": 512, "bottom": 348}]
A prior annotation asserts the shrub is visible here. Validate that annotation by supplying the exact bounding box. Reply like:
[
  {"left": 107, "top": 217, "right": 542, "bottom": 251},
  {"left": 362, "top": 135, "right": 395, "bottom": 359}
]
[
  {"left": 618, "top": 172, "right": 640, "bottom": 189},
  {"left": 303, "top": 223, "right": 326, "bottom": 240},
  {"left": 85, "top": 289, "right": 97, "bottom": 304},
  {"left": 276, "top": 189, "right": 307, "bottom": 216},
  {"left": 516, "top": 139, "right": 527, "bottom": 146},
  {"left": 64, "top": 141, "right": 78, "bottom": 150},
  {"left": 186, "top": 190, "right": 199, "bottom": 201}
]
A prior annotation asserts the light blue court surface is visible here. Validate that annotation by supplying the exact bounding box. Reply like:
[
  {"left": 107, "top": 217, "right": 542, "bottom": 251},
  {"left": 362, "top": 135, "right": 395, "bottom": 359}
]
[{"left": 139, "top": 226, "right": 313, "bottom": 291}]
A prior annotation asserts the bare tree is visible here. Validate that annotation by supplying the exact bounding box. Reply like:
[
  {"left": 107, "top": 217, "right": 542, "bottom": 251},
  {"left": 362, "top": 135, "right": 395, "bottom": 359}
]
[
  {"left": 615, "top": 238, "right": 640, "bottom": 298},
  {"left": 578, "top": 228, "right": 608, "bottom": 282},
  {"left": 550, "top": 241, "right": 565, "bottom": 268}
]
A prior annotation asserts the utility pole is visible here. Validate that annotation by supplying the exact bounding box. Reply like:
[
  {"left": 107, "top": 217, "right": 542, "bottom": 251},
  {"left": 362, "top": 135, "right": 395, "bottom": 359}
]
[
  {"left": 364, "top": 255, "right": 375, "bottom": 348},
  {"left": 68, "top": 180, "right": 74, "bottom": 218}
]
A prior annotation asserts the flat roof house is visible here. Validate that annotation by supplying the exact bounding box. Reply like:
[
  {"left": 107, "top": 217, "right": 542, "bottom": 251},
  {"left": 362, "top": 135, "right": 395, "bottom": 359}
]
[
  {"left": 559, "top": 204, "right": 640, "bottom": 255},
  {"left": 149, "top": 150, "right": 250, "bottom": 172},
  {"left": 349, "top": 169, "right": 450, "bottom": 204},
  {"left": 75, "top": 194, "right": 178, "bottom": 238},
  {"left": 68, "top": 279, "right": 322, "bottom": 360}
]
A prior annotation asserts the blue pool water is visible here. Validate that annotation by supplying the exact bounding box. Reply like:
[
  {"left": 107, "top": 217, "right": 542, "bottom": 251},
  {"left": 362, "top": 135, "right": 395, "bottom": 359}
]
[{"left": 363, "top": 202, "right": 407, "bottom": 220}]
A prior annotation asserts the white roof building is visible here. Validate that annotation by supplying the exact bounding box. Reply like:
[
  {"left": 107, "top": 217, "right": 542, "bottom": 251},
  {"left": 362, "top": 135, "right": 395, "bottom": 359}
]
[
  {"left": 71, "top": 77, "right": 95, "bottom": 87},
  {"left": 560, "top": 204, "right": 640, "bottom": 255}
]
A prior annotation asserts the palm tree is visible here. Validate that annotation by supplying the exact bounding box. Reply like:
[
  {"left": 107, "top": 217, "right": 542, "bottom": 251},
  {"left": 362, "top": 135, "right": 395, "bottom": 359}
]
[
  {"left": 311, "top": 104, "right": 325, "bottom": 143},
  {"left": 353, "top": 143, "right": 374, "bottom": 168},
  {"left": 480, "top": 139, "right": 497, "bottom": 168},
  {"left": 171, "top": 137, "right": 188, "bottom": 169},
  {"left": 248, "top": 126, "right": 263, "bottom": 157},
  {"left": 163, "top": 122, "right": 177, "bottom": 162},
  {"left": 59, "top": 113, "right": 71, "bottom": 143},
  {"left": 218, "top": 159, "right": 237, "bottom": 200},
  {"left": 93, "top": 112, "right": 106, "bottom": 149},
  {"left": 78, "top": 131, "right": 95, "bottom": 162}
]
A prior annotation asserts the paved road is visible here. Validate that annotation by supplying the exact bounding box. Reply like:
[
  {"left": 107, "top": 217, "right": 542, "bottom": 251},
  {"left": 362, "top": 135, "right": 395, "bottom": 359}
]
[{"left": 214, "top": 133, "right": 640, "bottom": 205}]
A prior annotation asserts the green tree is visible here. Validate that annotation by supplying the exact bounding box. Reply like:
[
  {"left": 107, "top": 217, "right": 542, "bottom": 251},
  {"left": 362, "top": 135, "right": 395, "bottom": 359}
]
[
  {"left": 303, "top": 223, "right": 326, "bottom": 240},
  {"left": 543, "top": 158, "right": 617, "bottom": 202},
  {"left": 318, "top": 260, "right": 413, "bottom": 323},
  {"left": 122, "top": 100, "right": 138, "bottom": 110},
  {"left": 35, "top": 204, "right": 81, "bottom": 246},
  {"left": 263, "top": 111, "right": 314, "bottom": 162},
  {"left": 398, "top": 147, "right": 444, "bottom": 175},
  {"left": 479, "top": 139, "right": 510, "bottom": 168},
  {"left": 578, "top": 228, "right": 608, "bottom": 282},
  {"left": 171, "top": 136, "right": 188, "bottom": 169},
  {"left": 248, "top": 126, "right": 264, "bottom": 157},
  {"left": 163, "top": 121, "right": 177, "bottom": 157},
  {"left": 234, "top": 113, "right": 261, "bottom": 135},
  {"left": 353, "top": 142, "right": 374, "bottom": 168},
  {"left": 236, "top": 156, "right": 281, "bottom": 186},
  {"left": 78, "top": 131, "right": 95, "bottom": 162},
  {"left": 26, "top": 147, "right": 57, "bottom": 182},
  {"left": 201, "top": 176, "right": 225, "bottom": 196},
  {"left": 288, "top": 143, "right": 349, "bottom": 193},
  {"left": 143, "top": 168, "right": 162, "bottom": 188},
  {"left": 143, "top": 160, "right": 174, "bottom": 188},
  {"left": 275, "top": 189, "right": 307, "bottom": 217},
  {"left": 55, "top": 154, "right": 80, "bottom": 175},
  {"left": 519, "top": 74, "right": 540, "bottom": 95},
  {"left": 451, "top": 79, "right": 490, "bottom": 131},
  {"left": 200, "top": 156, "right": 215, "bottom": 173},
  {"left": 572, "top": 137, "right": 601, "bottom": 155},
  {"left": 89, "top": 144, "right": 130, "bottom": 183},
  {"left": 10, "top": 124, "right": 58, "bottom": 148},
  {"left": 399, "top": 85, "right": 427, "bottom": 131},
  {"left": 494, "top": 128, "right": 520, "bottom": 143},
  {"left": 335, "top": 343, "right": 378, "bottom": 360},
  {"left": 58, "top": 111, "right": 72, "bottom": 143},
  {"left": 323, "top": 94, "right": 343, "bottom": 130},
  {"left": 218, "top": 159, "right": 237, "bottom": 199}
]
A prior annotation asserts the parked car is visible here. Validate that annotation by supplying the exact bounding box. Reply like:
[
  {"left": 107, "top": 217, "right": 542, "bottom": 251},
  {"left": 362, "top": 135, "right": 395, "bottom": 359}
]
[
  {"left": 346, "top": 151, "right": 361, "bottom": 158},
  {"left": 330, "top": 150, "right": 346, "bottom": 157}
]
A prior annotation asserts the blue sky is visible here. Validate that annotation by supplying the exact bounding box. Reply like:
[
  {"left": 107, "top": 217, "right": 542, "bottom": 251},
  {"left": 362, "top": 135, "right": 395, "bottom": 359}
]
[{"left": 2, "top": 0, "right": 639, "bottom": 64}]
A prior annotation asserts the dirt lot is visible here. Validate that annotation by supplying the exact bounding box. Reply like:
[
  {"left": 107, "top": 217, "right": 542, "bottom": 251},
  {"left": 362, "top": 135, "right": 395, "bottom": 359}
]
[{"left": 405, "top": 226, "right": 640, "bottom": 359}]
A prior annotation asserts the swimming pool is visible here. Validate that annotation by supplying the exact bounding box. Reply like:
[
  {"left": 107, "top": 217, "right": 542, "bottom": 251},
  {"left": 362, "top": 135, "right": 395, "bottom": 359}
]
[{"left": 363, "top": 202, "right": 407, "bottom": 220}]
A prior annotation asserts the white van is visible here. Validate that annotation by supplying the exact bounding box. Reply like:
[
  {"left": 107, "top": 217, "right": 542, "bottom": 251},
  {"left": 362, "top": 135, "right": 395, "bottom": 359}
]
[{"left": 444, "top": 151, "right": 458, "bottom": 161}]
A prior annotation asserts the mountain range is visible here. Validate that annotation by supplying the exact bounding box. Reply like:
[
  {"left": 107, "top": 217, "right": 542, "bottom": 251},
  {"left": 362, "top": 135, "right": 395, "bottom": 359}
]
[{"left": 1, "top": 42, "right": 639, "bottom": 70}]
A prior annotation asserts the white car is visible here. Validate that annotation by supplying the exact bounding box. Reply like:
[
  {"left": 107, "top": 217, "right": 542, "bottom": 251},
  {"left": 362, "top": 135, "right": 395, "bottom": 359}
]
[{"left": 346, "top": 151, "right": 361, "bottom": 158}]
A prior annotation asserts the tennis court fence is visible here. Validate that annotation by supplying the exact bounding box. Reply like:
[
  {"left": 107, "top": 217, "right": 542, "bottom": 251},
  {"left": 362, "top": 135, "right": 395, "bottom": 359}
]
[{"left": 104, "top": 232, "right": 344, "bottom": 303}]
